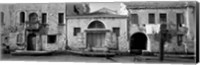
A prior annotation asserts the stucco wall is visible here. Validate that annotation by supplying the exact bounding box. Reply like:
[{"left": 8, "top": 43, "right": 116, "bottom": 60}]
[
  {"left": 128, "top": 8, "right": 195, "bottom": 53},
  {"left": 67, "top": 18, "right": 129, "bottom": 52},
  {"left": 42, "top": 3, "right": 66, "bottom": 51},
  {"left": 0, "top": 3, "right": 66, "bottom": 51}
]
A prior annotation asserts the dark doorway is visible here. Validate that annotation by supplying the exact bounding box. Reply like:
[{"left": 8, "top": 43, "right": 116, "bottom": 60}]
[
  {"left": 130, "top": 32, "right": 147, "bottom": 54},
  {"left": 87, "top": 32, "right": 105, "bottom": 48},
  {"left": 27, "top": 33, "right": 36, "bottom": 50}
]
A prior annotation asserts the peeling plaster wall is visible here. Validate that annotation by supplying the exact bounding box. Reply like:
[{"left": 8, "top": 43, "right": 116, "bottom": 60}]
[
  {"left": 0, "top": 3, "right": 66, "bottom": 51},
  {"left": 128, "top": 8, "right": 195, "bottom": 53},
  {"left": 67, "top": 18, "right": 128, "bottom": 52},
  {"left": 0, "top": 4, "right": 16, "bottom": 51},
  {"left": 10, "top": 4, "right": 44, "bottom": 51},
  {"left": 42, "top": 3, "right": 66, "bottom": 51}
]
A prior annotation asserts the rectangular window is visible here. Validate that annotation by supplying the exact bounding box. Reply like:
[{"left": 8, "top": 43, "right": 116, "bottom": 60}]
[
  {"left": 58, "top": 13, "right": 64, "bottom": 24},
  {"left": 160, "top": 13, "right": 167, "bottom": 23},
  {"left": 176, "top": 13, "right": 184, "bottom": 27},
  {"left": 47, "top": 35, "right": 57, "bottom": 43},
  {"left": 42, "top": 13, "right": 47, "bottom": 24},
  {"left": 130, "top": 14, "right": 138, "bottom": 24},
  {"left": 113, "top": 27, "right": 120, "bottom": 37},
  {"left": 149, "top": 13, "right": 155, "bottom": 24},
  {"left": 20, "top": 12, "right": 25, "bottom": 24},
  {"left": 74, "top": 27, "right": 81, "bottom": 36},
  {"left": 1, "top": 12, "right": 4, "bottom": 25},
  {"left": 17, "top": 33, "right": 23, "bottom": 43}
]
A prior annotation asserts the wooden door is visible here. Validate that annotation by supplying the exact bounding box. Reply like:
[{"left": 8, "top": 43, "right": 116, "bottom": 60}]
[
  {"left": 27, "top": 34, "right": 36, "bottom": 50},
  {"left": 87, "top": 32, "right": 105, "bottom": 48}
]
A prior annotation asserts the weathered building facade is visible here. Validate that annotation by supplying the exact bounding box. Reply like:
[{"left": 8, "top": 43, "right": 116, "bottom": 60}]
[
  {"left": 125, "top": 1, "right": 196, "bottom": 53},
  {"left": 0, "top": 3, "right": 67, "bottom": 52},
  {"left": 66, "top": 8, "right": 128, "bottom": 52},
  {"left": 0, "top": 1, "right": 197, "bottom": 54}
]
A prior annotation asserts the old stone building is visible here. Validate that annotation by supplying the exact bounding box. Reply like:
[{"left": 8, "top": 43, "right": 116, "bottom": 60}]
[
  {"left": 66, "top": 8, "right": 128, "bottom": 52},
  {"left": 0, "top": 2, "right": 197, "bottom": 54},
  {"left": 0, "top": 3, "right": 67, "bottom": 52},
  {"left": 125, "top": 1, "right": 196, "bottom": 53}
]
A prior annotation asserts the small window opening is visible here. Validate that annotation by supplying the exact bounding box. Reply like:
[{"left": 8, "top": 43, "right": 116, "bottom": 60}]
[
  {"left": 74, "top": 27, "right": 81, "bottom": 36},
  {"left": 48, "top": 35, "right": 57, "bottom": 43}
]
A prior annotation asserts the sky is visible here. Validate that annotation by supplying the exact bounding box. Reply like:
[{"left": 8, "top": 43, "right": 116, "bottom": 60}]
[{"left": 88, "top": 2, "right": 121, "bottom": 12}]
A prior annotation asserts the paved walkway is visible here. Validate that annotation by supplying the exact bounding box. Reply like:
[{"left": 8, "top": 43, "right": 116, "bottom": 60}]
[{"left": 1, "top": 53, "right": 195, "bottom": 63}]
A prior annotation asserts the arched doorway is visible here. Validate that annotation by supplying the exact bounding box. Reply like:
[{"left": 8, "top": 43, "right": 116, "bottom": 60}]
[
  {"left": 86, "top": 21, "right": 106, "bottom": 48},
  {"left": 26, "top": 13, "right": 38, "bottom": 51},
  {"left": 130, "top": 32, "right": 148, "bottom": 54},
  {"left": 27, "top": 33, "right": 36, "bottom": 50}
]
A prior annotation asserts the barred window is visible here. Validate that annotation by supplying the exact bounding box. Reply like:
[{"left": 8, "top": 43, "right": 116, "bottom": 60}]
[
  {"left": 160, "top": 13, "right": 167, "bottom": 23},
  {"left": 149, "top": 13, "right": 155, "bottom": 24}
]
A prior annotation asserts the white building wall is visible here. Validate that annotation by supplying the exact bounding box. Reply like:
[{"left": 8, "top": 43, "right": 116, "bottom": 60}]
[{"left": 67, "top": 18, "right": 129, "bottom": 52}]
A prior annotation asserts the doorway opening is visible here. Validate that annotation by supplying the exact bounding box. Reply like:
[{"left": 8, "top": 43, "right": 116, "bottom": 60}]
[
  {"left": 27, "top": 33, "right": 36, "bottom": 50},
  {"left": 86, "top": 21, "right": 106, "bottom": 48},
  {"left": 130, "top": 32, "right": 148, "bottom": 54}
]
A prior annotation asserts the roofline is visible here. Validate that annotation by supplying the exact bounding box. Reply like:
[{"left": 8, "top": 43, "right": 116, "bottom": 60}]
[
  {"left": 126, "top": 6, "right": 195, "bottom": 9},
  {"left": 125, "top": 1, "right": 196, "bottom": 9},
  {"left": 66, "top": 15, "right": 128, "bottom": 19},
  {"left": 126, "top": 7, "right": 188, "bottom": 9}
]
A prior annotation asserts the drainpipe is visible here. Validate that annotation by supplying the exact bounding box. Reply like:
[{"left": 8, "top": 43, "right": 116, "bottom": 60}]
[
  {"left": 24, "top": 21, "right": 28, "bottom": 51},
  {"left": 127, "top": 9, "right": 130, "bottom": 41},
  {"left": 126, "top": 9, "right": 130, "bottom": 52}
]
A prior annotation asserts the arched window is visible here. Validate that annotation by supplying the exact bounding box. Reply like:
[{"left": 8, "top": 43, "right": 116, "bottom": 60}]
[
  {"left": 29, "top": 13, "right": 38, "bottom": 22},
  {"left": 88, "top": 21, "right": 105, "bottom": 29},
  {"left": 20, "top": 12, "right": 25, "bottom": 24}
]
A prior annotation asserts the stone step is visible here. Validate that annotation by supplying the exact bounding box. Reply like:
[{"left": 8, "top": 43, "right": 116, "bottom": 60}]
[
  {"left": 11, "top": 50, "right": 55, "bottom": 56},
  {"left": 67, "top": 50, "right": 115, "bottom": 56}
]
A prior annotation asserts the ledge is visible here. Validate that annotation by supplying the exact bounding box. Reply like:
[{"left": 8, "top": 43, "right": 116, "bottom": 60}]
[{"left": 84, "top": 29, "right": 111, "bottom": 32}]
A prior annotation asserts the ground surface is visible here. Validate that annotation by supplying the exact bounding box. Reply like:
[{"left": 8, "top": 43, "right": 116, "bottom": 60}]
[{"left": 0, "top": 53, "right": 195, "bottom": 63}]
